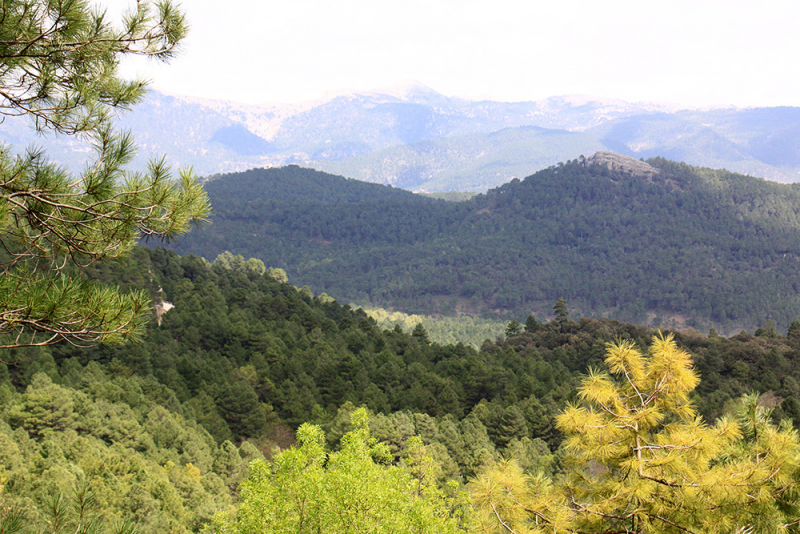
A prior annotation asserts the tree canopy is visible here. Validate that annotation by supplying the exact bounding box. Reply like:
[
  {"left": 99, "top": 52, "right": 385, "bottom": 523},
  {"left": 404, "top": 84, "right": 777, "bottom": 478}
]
[
  {"left": 6, "top": 245, "right": 800, "bottom": 532},
  {"left": 471, "top": 334, "right": 800, "bottom": 533},
  {"left": 212, "top": 408, "right": 468, "bottom": 534},
  {"left": 0, "top": 0, "right": 209, "bottom": 350}
]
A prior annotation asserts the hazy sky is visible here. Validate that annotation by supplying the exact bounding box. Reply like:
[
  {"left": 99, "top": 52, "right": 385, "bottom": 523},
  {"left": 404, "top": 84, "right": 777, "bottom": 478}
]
[{"left": 107, "top": 0, "right": 800, "bottom": 107}]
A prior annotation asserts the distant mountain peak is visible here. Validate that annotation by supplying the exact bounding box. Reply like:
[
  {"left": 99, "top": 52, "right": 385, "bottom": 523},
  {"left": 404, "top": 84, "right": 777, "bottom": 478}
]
[
  {"left": 547, "top": 94, "right": 631, "bottom": 107},
  {"left": 586, "top": 151, "right": 660, "bottom": 177},
  {"left": 378, "top": 80, "right": 442, "bottom": 101}
]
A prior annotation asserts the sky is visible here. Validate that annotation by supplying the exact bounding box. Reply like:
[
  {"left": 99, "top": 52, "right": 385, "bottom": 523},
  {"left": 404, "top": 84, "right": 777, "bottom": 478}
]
[{"left": 105, "top": 0, "right": 800, "bottom": 108}]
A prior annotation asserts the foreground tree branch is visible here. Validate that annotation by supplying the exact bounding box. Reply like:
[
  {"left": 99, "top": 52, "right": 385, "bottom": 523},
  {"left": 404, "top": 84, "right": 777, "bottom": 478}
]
[{"left": 0, "top": 0, "right": 209, "bottom": 351}]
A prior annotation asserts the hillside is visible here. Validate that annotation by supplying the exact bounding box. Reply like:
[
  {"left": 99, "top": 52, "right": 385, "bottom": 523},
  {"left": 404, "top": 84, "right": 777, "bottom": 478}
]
[
  {"left": 13, "top": 244, "right": 800, "bottom": 531},
  {"left": 170, "top": 156, "right": 800, "bottom": 333}
]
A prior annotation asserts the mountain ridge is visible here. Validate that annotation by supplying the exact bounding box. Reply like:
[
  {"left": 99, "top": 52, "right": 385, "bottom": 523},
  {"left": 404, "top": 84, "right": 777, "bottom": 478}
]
[
  {"left": 3, "top": 86, "right": 800, "bottom": 190},
  {"left": 168, "top": 156, "right": 800, "bottom": 333}
]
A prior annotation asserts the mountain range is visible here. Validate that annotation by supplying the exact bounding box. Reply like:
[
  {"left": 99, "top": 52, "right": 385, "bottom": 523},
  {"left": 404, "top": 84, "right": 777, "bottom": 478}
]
[{"left": 3, "top": 83, "right": 799, "bottom": 191}]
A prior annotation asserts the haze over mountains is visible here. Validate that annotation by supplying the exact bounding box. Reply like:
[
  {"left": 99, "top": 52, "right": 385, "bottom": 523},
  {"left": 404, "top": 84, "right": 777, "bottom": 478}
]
[{"left": 3, "top": 83, "right": 800, "bottom": 191}]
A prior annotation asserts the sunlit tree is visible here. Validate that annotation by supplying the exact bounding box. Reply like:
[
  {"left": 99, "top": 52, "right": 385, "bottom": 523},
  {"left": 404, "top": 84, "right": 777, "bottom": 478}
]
[
  {"left": 471, "top": 333, "right": 800, "bottom": 533},
  {"left": 212, "top": 408, "right": 467, "bottom": 533}
]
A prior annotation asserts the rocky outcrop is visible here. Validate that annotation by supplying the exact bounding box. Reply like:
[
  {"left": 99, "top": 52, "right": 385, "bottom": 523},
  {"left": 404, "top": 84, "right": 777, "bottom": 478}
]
[
  {"left": 154, "top": 300, "right": 174, "bottom": 327},
  {"left": 586, "top": 151, "right": 660, "bottom": 177}
]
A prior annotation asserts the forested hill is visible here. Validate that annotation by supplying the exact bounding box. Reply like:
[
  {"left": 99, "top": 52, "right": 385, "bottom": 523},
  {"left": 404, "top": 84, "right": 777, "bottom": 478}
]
[
  {"left": 202, "top": 165, "right": 426, "bottom": 204},
  {"left": 190, "top": 165, "right": 466, "bottom": 250},
  {"left": 13, "top": 244, "right": 800, "bottom": 530},
  {"left": 172, "top": 155, "right": 800, "bottom": 333}
]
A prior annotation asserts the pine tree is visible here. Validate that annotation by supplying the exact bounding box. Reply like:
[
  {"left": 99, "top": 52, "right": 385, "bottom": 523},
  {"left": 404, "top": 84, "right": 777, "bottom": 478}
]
[
  {"left": 524, "top": 314, "right": 541, "bottom": 333},
  {"left": 412, "top": 323, "right": 430, "bottom": 344},
  {"left": 0, "top": 0, "right": 209, "bottom": 350},
  {"left": 471, "top": 334, "right": 800, "bottom": 533},
  {"left": 788, "top": 320, "right": 800, "bottom": 339},
  {"left": 553, "top": 298, "right": 569, "bottom": 329},
  {"left": 504, "top": 320, "right": 523, "bottom": 337}
]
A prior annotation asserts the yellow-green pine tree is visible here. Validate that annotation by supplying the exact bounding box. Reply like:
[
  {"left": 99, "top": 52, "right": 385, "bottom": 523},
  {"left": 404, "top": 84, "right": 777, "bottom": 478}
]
[{"left": 471, "top": 333, "right": 800, "bottom": 534}]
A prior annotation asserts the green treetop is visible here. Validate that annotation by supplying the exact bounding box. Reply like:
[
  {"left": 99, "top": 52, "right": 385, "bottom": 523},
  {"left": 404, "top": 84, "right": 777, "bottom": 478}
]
[
  {"left": 0, "top": 0, "right": 209, "bottom": 350},
  {"left": 553, "top": 297, "right": 569, "bottom": 328},
  {"left": 504, "top": 319, "right": 523, "bottom": 337},
  {"left": 213, "top": 408, "right": 467, "bottom": 534}
]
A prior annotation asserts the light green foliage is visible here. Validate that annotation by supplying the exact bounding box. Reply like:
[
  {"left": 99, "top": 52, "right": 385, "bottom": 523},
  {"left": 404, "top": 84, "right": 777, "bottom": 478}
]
[
  {"left": 363, "top": 306, "right": 504, "bottom": 347},
  {"left": 471, "top": 334, "right": 800, "bottom": 533},
  {"left": 0, "top": 0, "right": 209, "bottom": 349},
  {"left": 364, "top": 306, "right": 428, "bottom": 329},
  {"left": 213, "top": 408, "right": 466, "bottom": 534},
  {"left": 0, "top": 482, "right": 139, "bottom": 534},
  {"left": 0, "top": 369, "right": 247, "bottom": 533},
  {"left": 502, "top": 437, "right": 553, "bottom": 476},
  {"left": 41, "top": 243, "right": 800, "bottom": 531},
  {"left": 457, "top": 414, "right": 497, "bottom": 477},
  {"left": 266, "top": 267, "right": 288, "bottom": 283},
  {"left": 7, "top": 373, "right": 82, "bottom": 437},
  {"left": 212, "top": 252, "right": 266, "bottom": 276}
]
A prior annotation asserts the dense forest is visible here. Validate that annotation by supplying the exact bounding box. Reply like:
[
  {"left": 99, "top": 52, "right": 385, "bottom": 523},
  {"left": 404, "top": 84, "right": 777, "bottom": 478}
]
[
  {"left": 4, "top": 246, "right": 800, "bottom": 530},
  {"left": 172, "top": 156, "right": 800, "bottom": 333}
]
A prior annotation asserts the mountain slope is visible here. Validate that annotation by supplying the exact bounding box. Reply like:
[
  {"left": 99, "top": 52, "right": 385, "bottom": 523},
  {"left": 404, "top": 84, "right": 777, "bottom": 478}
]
[
  {"left": 310, "top": 125, "right": 606, "bottom": 191},
  {"left": 20, "top": 87, "right": 800, "bottom": 191},
  {"left": 168, "top": 157, "right": 800, "bottom": 333}
]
